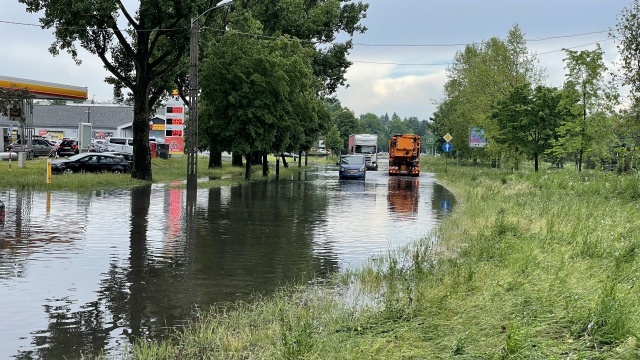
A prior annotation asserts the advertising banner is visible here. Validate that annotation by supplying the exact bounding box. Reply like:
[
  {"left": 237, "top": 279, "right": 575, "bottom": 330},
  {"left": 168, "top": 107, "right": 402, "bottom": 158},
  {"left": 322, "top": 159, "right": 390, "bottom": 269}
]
[
  {"left": 469, "top": 127, "right": 488, "bottom": 148},
  {"left": 165, "top": 136, "right": 185, "bottom": 155}
]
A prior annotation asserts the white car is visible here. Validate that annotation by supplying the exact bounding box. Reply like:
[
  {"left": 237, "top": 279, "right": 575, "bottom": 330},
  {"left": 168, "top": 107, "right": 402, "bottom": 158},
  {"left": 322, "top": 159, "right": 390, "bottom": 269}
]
[{"left": 0, "top": 152, "right": 18, "bottom": 161}]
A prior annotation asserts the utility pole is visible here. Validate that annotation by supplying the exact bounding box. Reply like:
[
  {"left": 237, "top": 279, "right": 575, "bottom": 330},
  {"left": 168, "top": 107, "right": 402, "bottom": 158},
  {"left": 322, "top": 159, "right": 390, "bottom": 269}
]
[
  {"left": 186, "top": 0, "right": 232, "bottom": 192},
  {"left": 187, "top": 18, "right": 199, "bottom": 191}
]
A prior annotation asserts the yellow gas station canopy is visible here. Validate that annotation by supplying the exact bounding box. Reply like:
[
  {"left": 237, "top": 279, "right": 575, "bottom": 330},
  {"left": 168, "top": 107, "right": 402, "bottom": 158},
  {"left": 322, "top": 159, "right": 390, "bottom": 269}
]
[{"left": 0, "top": 75, "right": 88, "bottom": 101}]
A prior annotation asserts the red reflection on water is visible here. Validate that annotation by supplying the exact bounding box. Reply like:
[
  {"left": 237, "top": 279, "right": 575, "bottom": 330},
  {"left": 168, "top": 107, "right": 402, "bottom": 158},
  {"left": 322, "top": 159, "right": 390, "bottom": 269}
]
[{"left": 164, "top": 184, "right": 183, "bottom": 254}]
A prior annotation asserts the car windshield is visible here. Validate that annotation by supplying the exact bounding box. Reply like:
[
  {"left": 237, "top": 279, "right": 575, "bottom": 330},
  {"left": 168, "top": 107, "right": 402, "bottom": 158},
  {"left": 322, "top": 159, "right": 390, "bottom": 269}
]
[{"left": 340, "top": 156, "right": 365, "bottom": 165}]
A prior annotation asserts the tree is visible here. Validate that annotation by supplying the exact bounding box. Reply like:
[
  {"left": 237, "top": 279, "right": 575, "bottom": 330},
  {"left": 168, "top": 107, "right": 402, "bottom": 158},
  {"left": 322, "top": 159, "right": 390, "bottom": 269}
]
[
  {"left": 246, "top": 0, "right": 368, "bottom": 95},
  {"left": 330, "top": 105, "right": 360, "bottom": 151},
  {"left": 492, "top": 84, "right": 564, "bottom": 171},
  {"left": 434, "top": 24, "right": 545, "bottom": 161},
  {"left": 614, "top": 0, "right": 640, "bottom": 106},
  {"left": 359, "top": 112, "right": 387, "bottom": 150},
  {"left": 200, "top": 31, "right": 326, "bottom": 180},
  {"left": 404, "top": 116, "right": 422, "bottom": 135},
  {"left": 18, "top": 0, "right": 219, "bottom": 181},
  {"left": 387, "top": 113, "right": 408, "bottom": 135},
  {"left": 324, "top": 124, "right": 343, "bottom": 155},
  {"left": 555, "top": 44, "right": 618, "bottom": 171},
  {"left": 193, "top": 1, "right": 367, "bottom": 166}
]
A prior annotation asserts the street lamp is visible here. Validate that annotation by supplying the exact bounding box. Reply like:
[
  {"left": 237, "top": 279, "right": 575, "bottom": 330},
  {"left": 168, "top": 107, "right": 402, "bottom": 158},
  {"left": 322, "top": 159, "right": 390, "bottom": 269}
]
[{"left": 187, "top": 0, "right": 233, "bottom": 191}]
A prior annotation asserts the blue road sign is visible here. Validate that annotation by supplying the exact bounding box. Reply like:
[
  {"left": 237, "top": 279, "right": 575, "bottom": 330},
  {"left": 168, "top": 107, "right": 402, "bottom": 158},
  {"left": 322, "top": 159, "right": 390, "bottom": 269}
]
[{"left": 442, "top": 142, "right": 452, "bottom": 153}]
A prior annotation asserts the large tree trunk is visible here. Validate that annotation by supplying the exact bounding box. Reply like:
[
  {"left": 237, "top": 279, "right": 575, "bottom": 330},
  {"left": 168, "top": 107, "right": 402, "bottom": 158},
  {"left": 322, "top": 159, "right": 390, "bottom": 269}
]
[
  {"left": 232, "top": 153, "right": 243, "bottom": 167},
  {"left": 534, "top": 153, "right": 539, "bottom": 172},
  {"left": 244, "top": 154, "right": 252, "bottom": 180},
  {"left": 208, "top": 145, "right": 222, "bottom": 168},
  {"left": 250, "top": 151, "right": 262, "bottom": 165},
  {"left": 131, "top": 85, "right": 152, "bottom": 180},
  {"left": 281, "top": 155, "right": 289, "bottom": 168}
]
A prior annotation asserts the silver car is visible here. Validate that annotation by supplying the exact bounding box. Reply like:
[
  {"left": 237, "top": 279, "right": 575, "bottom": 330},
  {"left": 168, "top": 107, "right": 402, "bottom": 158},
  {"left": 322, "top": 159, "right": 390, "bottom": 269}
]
[{"left": 8, "top": 138, "right": 56, "bottom": 157}]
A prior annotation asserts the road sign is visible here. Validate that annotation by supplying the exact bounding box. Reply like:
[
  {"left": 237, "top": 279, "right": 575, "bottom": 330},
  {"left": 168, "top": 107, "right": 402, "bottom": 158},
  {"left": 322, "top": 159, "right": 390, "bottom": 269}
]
[
  {"left": 442, "top": 142, "right": 452, "bottom": 153},
  {"left": 443, "top": 133, "right": 453, "bottom": 142}
]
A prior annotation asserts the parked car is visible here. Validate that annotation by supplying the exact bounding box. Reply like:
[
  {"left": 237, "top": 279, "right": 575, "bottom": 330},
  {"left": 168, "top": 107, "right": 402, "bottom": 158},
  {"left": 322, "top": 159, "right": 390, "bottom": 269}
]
[
  {"left": 51, "top": 153, "right": 131, "bottom": 174},
  {"left": 7, "top": 138, "right": 56, "bottom": 157},
  {"left": 57, "top": 139, "right": 79, "bottom": 157},
  {"left": 337, "top": 154, "right": 366, "bottom": 180},
  {"left": 90, "top": 139, "right": 109, "bottom": 152},
  {"left": 0, "top": 152, "right": 18, "bottom": 161},
  {"left": 281, "top": 152, "right": 299, "bottom": 160},
  {"left": 103, "top": 151, "right": 133, "bottom": 165}
]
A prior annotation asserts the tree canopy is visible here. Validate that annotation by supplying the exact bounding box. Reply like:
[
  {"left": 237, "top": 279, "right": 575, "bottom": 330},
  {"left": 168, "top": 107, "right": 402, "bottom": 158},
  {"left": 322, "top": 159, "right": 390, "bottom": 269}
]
[{"left": 199, "top": 31, "right": 329, "bottom": 179}]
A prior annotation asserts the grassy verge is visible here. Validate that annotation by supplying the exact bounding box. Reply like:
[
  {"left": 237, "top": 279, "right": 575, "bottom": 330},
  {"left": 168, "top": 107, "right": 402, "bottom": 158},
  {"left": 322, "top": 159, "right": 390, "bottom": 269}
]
[
  {"left": 124, "top": 157, "right": 640, "bottom": 359},
  {"left": 0, "top": 154, "right": 318, "bottom": 191}
]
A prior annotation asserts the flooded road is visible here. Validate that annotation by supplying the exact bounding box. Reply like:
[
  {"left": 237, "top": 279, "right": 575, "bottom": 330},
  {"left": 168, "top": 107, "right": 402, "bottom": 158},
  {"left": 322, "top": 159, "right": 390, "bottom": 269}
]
[{"left": 0, "top": 164, "right": 455, "bottom": 359}]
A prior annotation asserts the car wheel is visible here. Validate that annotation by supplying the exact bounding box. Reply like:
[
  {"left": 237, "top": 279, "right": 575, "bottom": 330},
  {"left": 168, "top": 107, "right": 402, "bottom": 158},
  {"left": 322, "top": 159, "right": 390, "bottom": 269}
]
[
  {"left": 63, "top": 168, "right": 74, "bottom": 174},
  {"left": 112, "top": 167, "right": 124, "bottom": 174}
]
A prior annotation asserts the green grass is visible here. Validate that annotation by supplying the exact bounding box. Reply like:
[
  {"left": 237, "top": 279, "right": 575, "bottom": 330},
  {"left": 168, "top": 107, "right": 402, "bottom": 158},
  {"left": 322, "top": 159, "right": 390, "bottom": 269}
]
[
  {"left": 120, "top": 156, "right": 640, "bottom": 359},
  {"left": 0, "top": 154, "right": 314, "bottom": 191}
]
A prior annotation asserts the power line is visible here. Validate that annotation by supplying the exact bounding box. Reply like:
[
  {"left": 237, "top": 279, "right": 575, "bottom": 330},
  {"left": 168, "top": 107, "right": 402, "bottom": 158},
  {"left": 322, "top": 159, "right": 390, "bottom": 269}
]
[
  {"left": 0, "top": 19, "right": 186, "bottom": 32},
  {"left": 350, "top": 30, "right": 612, "bottom": 47},
  {"left": 351, "top": 38, "right": 615, "bottom": 66},
  {"left": 0, "top": 19, "right": 615, "bottom": 47},
  {"left": 352, "top": 60, "right": 452, "bottom": 66}
]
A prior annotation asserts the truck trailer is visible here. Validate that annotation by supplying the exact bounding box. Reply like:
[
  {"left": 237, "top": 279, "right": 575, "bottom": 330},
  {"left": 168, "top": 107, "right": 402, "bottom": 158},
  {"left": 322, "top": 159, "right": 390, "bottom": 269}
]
[
  {"left": 388, "top": 134, "right": 421, "bottom": 176},
  {"left": 348, "top": 134, "right": 379, "bottom": 170}
]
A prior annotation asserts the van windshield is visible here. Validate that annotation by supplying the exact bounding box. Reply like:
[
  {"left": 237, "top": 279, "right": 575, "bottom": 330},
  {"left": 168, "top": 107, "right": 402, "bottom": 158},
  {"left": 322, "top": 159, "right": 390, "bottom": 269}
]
[{"left": 340, "top": 156, "right": 365, "bottom": 165}]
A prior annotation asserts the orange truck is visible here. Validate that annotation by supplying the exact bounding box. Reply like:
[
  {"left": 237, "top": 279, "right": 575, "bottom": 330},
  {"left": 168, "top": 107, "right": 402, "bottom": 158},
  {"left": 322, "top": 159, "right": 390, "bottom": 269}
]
[{"left": 388, "top": 134, "right": 421, "bottom": 176}]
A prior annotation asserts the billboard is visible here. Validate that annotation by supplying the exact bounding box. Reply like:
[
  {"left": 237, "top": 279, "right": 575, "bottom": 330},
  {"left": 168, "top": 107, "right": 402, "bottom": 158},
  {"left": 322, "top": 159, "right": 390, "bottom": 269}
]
[{"left": 469, "top": 127, "right": 488, "bottom": 148}]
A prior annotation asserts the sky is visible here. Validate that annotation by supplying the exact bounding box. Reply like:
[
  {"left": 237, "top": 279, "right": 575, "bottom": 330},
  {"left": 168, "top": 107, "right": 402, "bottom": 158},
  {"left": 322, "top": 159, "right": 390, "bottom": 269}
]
[{"left": 0, "top": 0, "right": 631, "bottom": 121}]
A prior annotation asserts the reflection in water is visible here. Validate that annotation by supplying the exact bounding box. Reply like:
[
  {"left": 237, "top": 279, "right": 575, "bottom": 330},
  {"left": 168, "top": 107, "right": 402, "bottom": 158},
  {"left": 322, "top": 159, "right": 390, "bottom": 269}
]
[
  {"left": 0, "top": 198, "right": 4, "bottom": 229},
  {"left": 387, "top": 178, "right": 420, "bottom": 219},
  {"left": 0, "top": 171, "right": 455, "bottom": 358},
  {"left": 128, "top": 184, "right": 151, "bottom": 341},
  {"left": 431, "top": 183, "right": 456, "bottom": 217}
]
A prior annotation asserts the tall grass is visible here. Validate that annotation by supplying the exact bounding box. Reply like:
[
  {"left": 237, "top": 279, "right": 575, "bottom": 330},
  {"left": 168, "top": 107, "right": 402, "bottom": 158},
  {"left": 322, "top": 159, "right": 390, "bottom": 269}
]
[{"left": 119, "top": 157, "right": 640, "bottom": 358}]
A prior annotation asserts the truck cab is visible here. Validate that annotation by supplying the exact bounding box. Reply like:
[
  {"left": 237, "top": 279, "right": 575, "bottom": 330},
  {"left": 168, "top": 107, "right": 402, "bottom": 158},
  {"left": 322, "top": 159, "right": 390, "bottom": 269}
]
[{"left": 348, "top": 134, "right": 379, "bottom": 170}]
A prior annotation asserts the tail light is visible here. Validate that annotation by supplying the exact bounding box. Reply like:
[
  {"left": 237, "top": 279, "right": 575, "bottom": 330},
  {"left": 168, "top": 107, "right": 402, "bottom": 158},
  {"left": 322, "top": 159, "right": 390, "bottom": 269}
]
[{"left": 72, "top": 144, "right": 78, "bottom": 149}]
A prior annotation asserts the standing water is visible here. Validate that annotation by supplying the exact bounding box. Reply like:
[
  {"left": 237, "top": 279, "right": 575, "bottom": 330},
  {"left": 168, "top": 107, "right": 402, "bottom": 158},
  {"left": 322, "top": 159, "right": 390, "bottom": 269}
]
[{"left": 0, "top": 165, "right": 454, "bottom": 358}]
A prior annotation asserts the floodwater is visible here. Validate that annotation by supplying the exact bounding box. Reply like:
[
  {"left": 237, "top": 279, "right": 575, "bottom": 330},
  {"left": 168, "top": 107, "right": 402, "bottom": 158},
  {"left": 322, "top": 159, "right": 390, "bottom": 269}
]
[{"left": 0, "top": 164, "right": 455, "bottom": 359}]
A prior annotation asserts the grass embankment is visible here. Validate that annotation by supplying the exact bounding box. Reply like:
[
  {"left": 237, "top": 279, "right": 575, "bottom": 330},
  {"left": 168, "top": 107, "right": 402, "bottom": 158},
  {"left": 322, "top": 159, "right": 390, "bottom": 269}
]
[
  {"left": 127, "top": 157, "right": 640, "bottom": 359},
  {"left": 0, "top": 154, "right": 325, "bottom": 191}
]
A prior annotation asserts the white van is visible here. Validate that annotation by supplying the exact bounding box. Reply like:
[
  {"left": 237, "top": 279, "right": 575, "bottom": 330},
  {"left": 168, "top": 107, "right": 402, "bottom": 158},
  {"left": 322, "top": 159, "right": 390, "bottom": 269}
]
[{"left": 105, "top": 137, "right": 134, "bottom": 154}]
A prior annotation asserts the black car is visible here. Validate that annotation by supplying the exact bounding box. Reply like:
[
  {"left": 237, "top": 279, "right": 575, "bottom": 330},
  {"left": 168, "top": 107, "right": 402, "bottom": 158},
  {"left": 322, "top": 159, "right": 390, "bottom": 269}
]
[
  {"left": 51, "top": 153, "right": 131, "bottom": 174},
  {"left": 103, "top": 152, "right": 133, "bottom": 166},
  {"left": 57, "top": 139, "right": 79, "bottom": 157}
]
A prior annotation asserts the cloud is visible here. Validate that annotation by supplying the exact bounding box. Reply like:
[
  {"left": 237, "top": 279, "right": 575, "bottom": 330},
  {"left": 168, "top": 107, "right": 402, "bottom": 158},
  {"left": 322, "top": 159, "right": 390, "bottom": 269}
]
[{"left": 337, "top": 62, "right": 447, "bottom": 119}]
